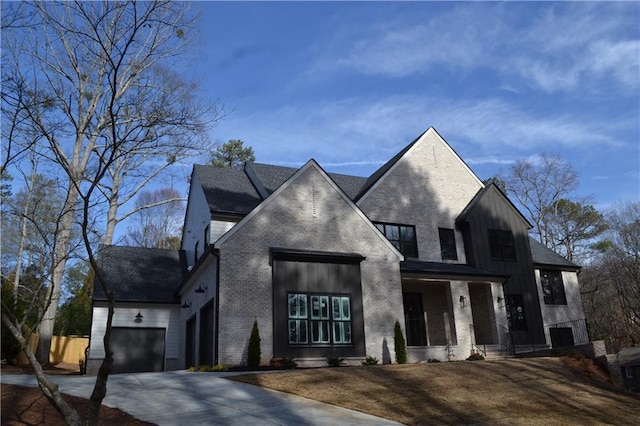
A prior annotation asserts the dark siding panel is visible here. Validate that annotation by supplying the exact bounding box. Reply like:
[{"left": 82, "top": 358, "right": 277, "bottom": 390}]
[
  {"left": 460, "top": 187, "right": 545, "bottom": 344},
  {"left": 273, "top": 259, "right": 366, "bottom": 358}
]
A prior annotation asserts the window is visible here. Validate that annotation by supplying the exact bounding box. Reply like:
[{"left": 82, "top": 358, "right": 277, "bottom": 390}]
[
  {"left": 488, "top": 229, "right": 516, "bottom": 261},
  {"left": 288, "top": 293, "right": 351, "bottom": 346},
  {"left": 204, "top": 225, "right": 210, "bottom": 247},
  {"left": 540, "top": 270, "right": 567, "bottom": 305},
  {"left": 438, "top": 228, "right": 458, "bottom": 260},
  {"left": 505, "top": 294, "right": 527, "bottom": 331},
  {"left": 375, "top": 223, "right": 418, "bottom": 258},
  {"left": 624, "top": 366, "right": 634, "bottom": 379}
]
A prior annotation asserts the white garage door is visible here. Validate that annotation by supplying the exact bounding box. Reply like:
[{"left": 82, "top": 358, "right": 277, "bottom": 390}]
[{"left": 110, "top": 327, "right": 165, "bottom": 374}]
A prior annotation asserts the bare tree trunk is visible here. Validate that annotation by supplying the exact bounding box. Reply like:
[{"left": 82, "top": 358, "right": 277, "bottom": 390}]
[
  {"left": 2, "top": 311, "right": 82, "bottom": 425},
  {"left": 36, "top": 181, "right": 77, "bottom": 365}
]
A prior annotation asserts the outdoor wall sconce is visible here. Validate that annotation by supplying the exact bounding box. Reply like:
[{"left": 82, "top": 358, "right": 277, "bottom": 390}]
[
  {"left": 459, "top": 295, "right": 466, "bottom": 308},
  {"left": 195, "top": 284, "right": 207, "bottom": 294},
  {"left": 134, "top": 311, "right": 144, "bottom": 323},
  {"left": 497, "top": 296, "right": 504, "bottom": 307},
  {"left": 181, "top": 300, "right": 192, "bottom": 309}
]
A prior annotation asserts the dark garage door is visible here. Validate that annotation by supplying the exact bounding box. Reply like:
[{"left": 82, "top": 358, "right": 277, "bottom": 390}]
[{"left": 111, "top": 327, "right": 165, "bottom": 374}]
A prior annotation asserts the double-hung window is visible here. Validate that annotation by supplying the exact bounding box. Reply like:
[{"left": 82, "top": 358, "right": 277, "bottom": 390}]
[
  {"left": 438, "top": 228, "right": 458, "bottom": 260},
  {"left": 540, "top": 270, "right": 567, "bottom": 305},
  {"left": 288, "top": 293, "right": 351, "bottom": 346},
  {"left": 375, "top": 223, "right": 418, "bottom": 258}
]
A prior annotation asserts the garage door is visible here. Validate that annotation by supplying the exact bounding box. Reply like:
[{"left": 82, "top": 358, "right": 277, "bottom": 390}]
[{"left": 111, "top": 327, "right": 165, "bottom": 374}]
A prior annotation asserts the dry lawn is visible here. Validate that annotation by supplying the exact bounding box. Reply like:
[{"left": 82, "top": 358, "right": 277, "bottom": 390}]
[{"left": 230, "top": 357, "right": 640, "bottom": 425}]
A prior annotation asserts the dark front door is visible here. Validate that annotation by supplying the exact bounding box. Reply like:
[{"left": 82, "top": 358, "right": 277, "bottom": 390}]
[
  {"left": 403, "top": 293, "right": 427, "bottom": 346},
  {"left": 199, "top": 300, "right": 214, "bottom": 366},
  {"left": 185, "top": 315, "right": 196, "bottom": 369}
]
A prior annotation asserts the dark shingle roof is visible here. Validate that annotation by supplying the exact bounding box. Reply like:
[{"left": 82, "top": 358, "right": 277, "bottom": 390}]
[
  {"left": 194, "top": 164, "right": 262, "bottom": 215},
  {"left": 93, "top": 246, "right": 187, "bottom": 303},
  {"left": 529, "top": 238, "right": 580, "bottom": 270},
  {"left": 401, "top": 260, "right": 508, "bottom": 281}
]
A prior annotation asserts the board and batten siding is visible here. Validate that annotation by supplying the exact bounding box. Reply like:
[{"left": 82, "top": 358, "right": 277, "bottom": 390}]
[
  {"left": 458, "top": 185, "right": 546, "bottom": 345},
  {"left": 88, "top": 303, "right": 180, "bottom": 370}
]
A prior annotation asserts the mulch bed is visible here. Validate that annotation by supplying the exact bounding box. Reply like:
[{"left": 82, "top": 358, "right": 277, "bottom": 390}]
[{"left": 1, "top": 363, "right": 153, "bottom": 425}]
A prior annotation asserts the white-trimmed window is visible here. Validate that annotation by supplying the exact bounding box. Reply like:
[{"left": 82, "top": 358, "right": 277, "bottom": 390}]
[{"left": 288, "top": 293, "right": 352, "bottom": 346}]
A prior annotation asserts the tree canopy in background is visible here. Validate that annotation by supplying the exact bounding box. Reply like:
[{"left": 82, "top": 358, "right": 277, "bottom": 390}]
[
  {"left": 210, "top": 139, "right": 255, "bottom": 169},
  {"left": 1, "top": 1, "right": 218, "bottom": 424}
]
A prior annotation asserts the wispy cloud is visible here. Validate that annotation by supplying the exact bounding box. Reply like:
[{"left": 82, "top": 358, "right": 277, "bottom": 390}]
[{"left": 311, "top": 2, "right": 639, "bottom": 93}]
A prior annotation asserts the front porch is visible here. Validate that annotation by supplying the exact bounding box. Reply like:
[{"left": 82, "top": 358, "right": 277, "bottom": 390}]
[{"left": 400, "top": 260, "right": 509, "bottom": 362}]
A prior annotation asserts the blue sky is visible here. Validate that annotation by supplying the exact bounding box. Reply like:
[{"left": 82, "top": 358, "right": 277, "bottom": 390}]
[{"left": 182, "top": 1, "right": 639, "bottom": 210}]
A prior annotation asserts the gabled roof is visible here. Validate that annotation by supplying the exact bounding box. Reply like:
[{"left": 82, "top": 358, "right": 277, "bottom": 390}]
[
  {"left": 193, "top": 164, "right": 262, "bottom": 215},
  {"left": 457, "top": 183, "right": 533, "bottom": 229},
  {"left": 529, "top": 238, "right": 580, "bottom": 270},
  {"left": 93, "top": 246, "right": 187, "bottom": 303},
  {"left": 215, "top": 159, "right": 403, "bottom": 260}
]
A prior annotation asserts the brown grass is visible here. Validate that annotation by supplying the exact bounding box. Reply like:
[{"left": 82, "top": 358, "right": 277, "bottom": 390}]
[{"left": 229, "top": 357, "right": 640, "bottom": 425}]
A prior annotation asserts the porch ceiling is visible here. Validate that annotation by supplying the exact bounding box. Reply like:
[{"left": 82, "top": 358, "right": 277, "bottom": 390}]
[{"left": 400, "top": 260, "right": 508, "bottom": 283}]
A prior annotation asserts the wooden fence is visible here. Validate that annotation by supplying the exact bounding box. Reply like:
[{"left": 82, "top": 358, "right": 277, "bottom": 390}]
[{"left": 16, "top": 335, "right": 89, "bottom": 366}]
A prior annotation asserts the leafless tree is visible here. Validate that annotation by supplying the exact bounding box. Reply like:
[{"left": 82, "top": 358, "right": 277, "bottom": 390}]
[
  {"left": 1, "top": 1, "right": 219, "bottom": 424},
  {"left": 123, "top": 187, "right": 185, "bottom": 249}
]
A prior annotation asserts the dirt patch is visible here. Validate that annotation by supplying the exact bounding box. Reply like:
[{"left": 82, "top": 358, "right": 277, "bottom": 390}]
[
  {"left": 1, "top": 384, "right": 154, "bottom": 426},
  {"left": 230, "top": 357, "right": 640, "bottom": 425}
]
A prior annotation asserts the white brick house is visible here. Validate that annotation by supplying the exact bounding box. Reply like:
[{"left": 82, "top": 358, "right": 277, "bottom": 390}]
[{"left": 87, "top": 127, "right": 587, "bottom": 373}]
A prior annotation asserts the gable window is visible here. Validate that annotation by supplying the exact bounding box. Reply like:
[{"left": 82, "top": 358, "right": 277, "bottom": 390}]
[
  {"left": 288, "top": 293, "right": 351, "bottom": 346},
  {"left": 488, "top": 229, "right": 516, "bottom": 261},
  {"left": 541, "top": 270, "right": 567, "bottom": 305},
  {"left": 375, "top": 223, "right": 418, "bottom": 258},
  {"left": 438, "top": 228, "right": 458, "bottom": 261},
  {"left": 505, "top": 294, "right": 527, "bottom": 331}
]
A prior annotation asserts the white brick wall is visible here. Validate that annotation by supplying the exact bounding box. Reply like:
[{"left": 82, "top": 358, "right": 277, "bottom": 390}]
[
  {"left": 215, "top": 162, "right": 403, "bottom": 366},
  {"left": 358, "top": 128, "right": 483, "bottom": 263}
]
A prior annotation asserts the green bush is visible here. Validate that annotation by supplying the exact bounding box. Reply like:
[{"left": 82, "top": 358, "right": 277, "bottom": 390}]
[
  {"left": 247, "top": 320, "right": 261, "bottom": 367},
  {"left": 361, "top": 356, "right": 379, "bottom": 366},
  {"left": 394, "top": 320, "right": 407, "bottom": 364},
  {"left": 282, "top": 357, "right": 298, "bottom": 369},
  {"left": 327, "top": 356, "right": 345, "bottom": 367}
]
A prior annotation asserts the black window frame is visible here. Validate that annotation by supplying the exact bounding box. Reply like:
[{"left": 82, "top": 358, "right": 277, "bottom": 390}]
[
  {"left": 488, "top": 229, "right": 516, "bottom": 261},
  {"left": 287, "top": 292, "right": 352, "bottom": 348},
  {"left": 374, "top": 222, "right": 418, "bottom": 258},
  {"left": 438, "top": 228, "right": 458, "bottom": 261},
  {"left": 540, "top": 270, "right": 567, "bottom": 305}
]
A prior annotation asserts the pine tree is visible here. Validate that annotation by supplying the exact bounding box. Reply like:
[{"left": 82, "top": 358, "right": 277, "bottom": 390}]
[
  {"left": 247, "top": 320, "right": 261, "bottom": 367},
  {"left": 394, "top": 320, "right": 407, "bottom": 364}
]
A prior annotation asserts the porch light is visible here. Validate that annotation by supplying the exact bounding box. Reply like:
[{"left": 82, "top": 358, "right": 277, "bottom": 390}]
[
  {"left": 181, "top": 300, "right": 192, "bottom": 309},
  {"left": 195, "top": 284, "right": 207, "bottom": 294},
  {"left": 134, "top": 311, "right": 143, "bottom": 322},
  {"left": 497, "top": 296, "right": 504, "bottom": 307},
  {"left": 459, "top": 295, "right": 466, "bottom": 308}
]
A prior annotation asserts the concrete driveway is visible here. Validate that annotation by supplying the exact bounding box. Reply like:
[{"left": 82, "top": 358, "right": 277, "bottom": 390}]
[{"left": 1, "top": 370, "right": 402, "bottom": 425}]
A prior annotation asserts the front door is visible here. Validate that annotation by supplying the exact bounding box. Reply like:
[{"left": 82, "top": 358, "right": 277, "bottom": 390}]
[{"left": 403, "top": 293, "right": 427, "bottom": 346}]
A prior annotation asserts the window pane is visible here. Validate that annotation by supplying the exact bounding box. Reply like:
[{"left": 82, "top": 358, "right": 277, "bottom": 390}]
[
  {"left": 333, "top": 322, "right": 342, "bottom": 343},
  {"left": 288, "top": 294, "right": 298, "bottom": 318},
  {"left": 299, "top": 320, "right": 308, "bottom": 343},
  {"left": 311, "top": 296, "right": 321, "bottom": 319},
  {"left": 289, "top": 320, "right": 298, "bottom": 344},
  {"left": 298, "top": 295, "right": 307, "bottom": 318},
  {"left": 400, "top": 226, "right": 414, "bottom": 241},
  {"left": 342, "top": 297, "right": 350, "bottom": 320},
  {"left": 387, "top": 225, "right": 400, "bottom": 240},
  {"left": 332, "top": 297, "right": 341, "bottom": 320},
  {"left": 320, "top": 296, "right": 329, "bottom": 319},
  {"left": 375, "top": 223, "right": 385, "bottom": 233},
  {"left": 344, "top": 322, "right": 352, "bottom": 343}
]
